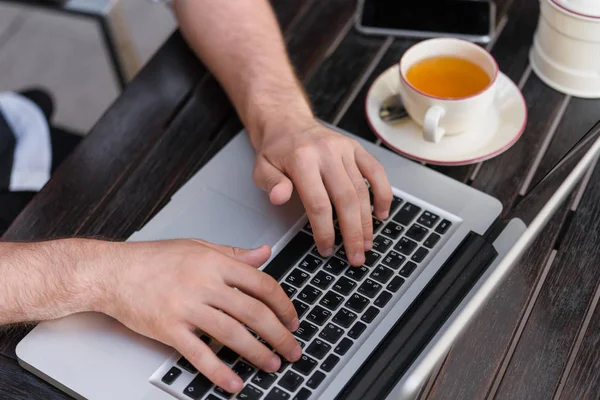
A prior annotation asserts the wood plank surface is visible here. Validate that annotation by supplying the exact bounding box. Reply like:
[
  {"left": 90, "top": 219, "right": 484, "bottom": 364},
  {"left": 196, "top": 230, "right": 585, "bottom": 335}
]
[{"left": 0, "top": 354, "right": 70, "bottom": 400}]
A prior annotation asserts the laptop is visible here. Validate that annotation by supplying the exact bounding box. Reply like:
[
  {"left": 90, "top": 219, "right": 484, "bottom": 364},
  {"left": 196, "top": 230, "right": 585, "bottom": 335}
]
[{"left": 15, "top": 122, "right": 600, "bottom": 400}]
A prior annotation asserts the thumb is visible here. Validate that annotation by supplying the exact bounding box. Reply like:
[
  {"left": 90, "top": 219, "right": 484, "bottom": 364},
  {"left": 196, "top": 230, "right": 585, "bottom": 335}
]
[
  {"left": 253, "top": 156, "right": 294, "bottom": 205},
  {"left": 191, "top": 240, "right": 272, "bottom": 268}
]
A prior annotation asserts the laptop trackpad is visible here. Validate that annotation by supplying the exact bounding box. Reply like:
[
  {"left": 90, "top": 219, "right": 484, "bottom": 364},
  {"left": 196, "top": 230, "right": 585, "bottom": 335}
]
[{"left": 137, "top": 188, "right": 272, "bottom": 249}]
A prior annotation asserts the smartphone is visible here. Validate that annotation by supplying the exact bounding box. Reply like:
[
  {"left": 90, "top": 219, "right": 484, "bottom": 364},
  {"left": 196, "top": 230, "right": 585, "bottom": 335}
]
[{"left": 355, "top": 0, "right": 496, "bottom": 44}]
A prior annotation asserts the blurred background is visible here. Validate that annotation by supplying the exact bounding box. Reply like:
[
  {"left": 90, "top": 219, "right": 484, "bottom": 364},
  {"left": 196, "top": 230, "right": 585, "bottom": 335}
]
[{"left": 0, "top": 0, "right": 177, "bottom": 136}]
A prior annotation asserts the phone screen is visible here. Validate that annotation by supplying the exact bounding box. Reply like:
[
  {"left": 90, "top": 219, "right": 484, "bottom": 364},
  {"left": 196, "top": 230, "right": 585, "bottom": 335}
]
[{"left": 360, "top": 0, "right": 492, "bottom": 36}]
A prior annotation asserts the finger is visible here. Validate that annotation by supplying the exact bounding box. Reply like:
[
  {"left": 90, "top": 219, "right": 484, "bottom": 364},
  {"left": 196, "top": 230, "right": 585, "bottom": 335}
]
[
  {"left": 288, "top": 155, "right": 335, "bottom": 257},
  {"left": 173, "top": 327, "right": 243, "bottom": 393},
  {"left": 343, "top": 155, "right": 373, "bottom": 252},
  {"left": 321, "top": 159, "right": 365, "bottom": 266},
  {"left": 225, "top": 265, "right": 300, "bottom": 333},
  {"left": 209, "top": 288, "right": 302, "bottom": 363},
  {"left": 253, "top": 156, "right": 294, "bottom": 205},
  {"left": 190, "top": 306, "right": 282, "bottom": 373},
  {"left": 190, "top": 241, "right": 272, "bottom": 268},
  {"left": 355, "top": 147, "right": 393, "bottom": 220}
]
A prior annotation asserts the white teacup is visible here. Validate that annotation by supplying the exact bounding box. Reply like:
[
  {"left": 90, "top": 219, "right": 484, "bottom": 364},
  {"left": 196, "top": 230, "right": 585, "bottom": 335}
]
[{"left": 398, "top": 38, "right": 499, "bottom": 143}]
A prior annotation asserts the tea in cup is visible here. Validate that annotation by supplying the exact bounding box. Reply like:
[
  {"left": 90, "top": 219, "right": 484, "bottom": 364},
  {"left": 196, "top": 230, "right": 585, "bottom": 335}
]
[{"left": 398, "top": 38, "right": 499, "bottom": 143}]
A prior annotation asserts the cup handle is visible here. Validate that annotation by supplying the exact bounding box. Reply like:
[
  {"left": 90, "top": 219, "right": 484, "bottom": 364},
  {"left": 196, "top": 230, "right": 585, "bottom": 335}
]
[{"left": 423, "top": 106, "right": 446, "bottom": 143}]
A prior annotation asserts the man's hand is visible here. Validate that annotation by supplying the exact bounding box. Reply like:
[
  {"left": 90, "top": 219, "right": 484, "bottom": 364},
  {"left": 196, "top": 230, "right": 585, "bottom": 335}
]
[
  {"left": 253, "top": 120, "right": 393, "bottom": 266},
  {"left": 96, "top": 239, "right": 301, "bottom": 393}
]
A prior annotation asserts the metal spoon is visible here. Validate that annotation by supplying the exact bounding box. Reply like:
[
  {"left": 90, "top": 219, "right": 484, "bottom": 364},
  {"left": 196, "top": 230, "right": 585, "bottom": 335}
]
[{"left": 379, "top": 94, "right": 408, "bottom": 123}]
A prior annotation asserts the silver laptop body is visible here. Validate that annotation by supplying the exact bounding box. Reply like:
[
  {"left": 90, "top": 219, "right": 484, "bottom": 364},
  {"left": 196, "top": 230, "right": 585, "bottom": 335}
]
[{"left": 18, "top": 123, "right": 594, "bottom": 400}]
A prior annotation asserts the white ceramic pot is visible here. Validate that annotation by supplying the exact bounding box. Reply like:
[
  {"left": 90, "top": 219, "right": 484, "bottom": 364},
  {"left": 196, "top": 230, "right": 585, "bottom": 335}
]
[{"left": 530, "top": 0, "right": 600, "bottom": 98}]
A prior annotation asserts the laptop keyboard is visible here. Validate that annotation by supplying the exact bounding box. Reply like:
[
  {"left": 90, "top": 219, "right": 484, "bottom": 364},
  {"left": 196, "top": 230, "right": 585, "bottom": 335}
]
[{"left": 151, "top": 195, "right": 454, "bottom": 400}]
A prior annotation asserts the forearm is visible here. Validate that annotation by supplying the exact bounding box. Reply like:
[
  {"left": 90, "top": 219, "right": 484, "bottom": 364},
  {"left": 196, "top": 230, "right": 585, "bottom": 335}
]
[
  {"left": 0, "top": 239, "right": 109, "bottom": 325},
  {"left": 174, "top": 0, "right": 314, "bottom": 149}
]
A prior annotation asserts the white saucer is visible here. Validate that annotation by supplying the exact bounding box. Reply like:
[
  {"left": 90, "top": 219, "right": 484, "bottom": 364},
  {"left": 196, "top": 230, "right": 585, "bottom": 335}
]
[{"left": 365, "top": 65, "right": 528, "bottom": 166}]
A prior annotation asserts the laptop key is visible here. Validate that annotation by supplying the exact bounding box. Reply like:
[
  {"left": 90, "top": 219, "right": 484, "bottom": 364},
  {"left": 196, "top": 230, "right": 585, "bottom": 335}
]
[
  {"left": 293, "top": 388, "right": 312, "bottom": 400},
  {"left": 297, "top": 285, "right": 322, "bottom": 304},
  {"left": 183, "top": 373, "right": 212, "bottom": 399},
  {"left": 387, "top": 276, "right": 405, "bottom": 293},
  {"left": 177, "top": 356, "right": 198, "bottom": 374},
  {"left": 307, "top": 305, "right": 332, "bottom": 326},
  {"left": 319, "top": 291, "right": 344, "bottom": 311},
  {"left": 412, "top": 247, "right": 429, "bottom": 263},
  {"left": 292, "top": 355, "right": 318, "bottom": 375},
  {"left": 334, "top": 228, "right": 343, "bottom": 246},
  {"left": 238, "top": 385, "right": 263, "bottom": 400},
  {"left": 348, "top": 321, "right": 367, "bottom": 339},
  {"left": 279, "top": 371, "right": 304, "bottom": 392},
  {"left": 374, "top": 291, "right": 393, "bottom": 308},
  {"left": 358, "top": 279, "right": 382, "bottom": 298},
  {"left": 207, "top": 395, "right": 221, "bottom": 400},
  {"left": 265, "top": 387, "right": 291, "bottom": 400},
  {"left": 307, "top": 371, "right": 326, "bottom": 389},
  {"left": 293, "top": 321, "right": 318, "bottom": 341},
  {"left": 306, "top": 339, "right": 332, "bottom": 360},
  {"left": 285, "top": 268, "right": 309, "bottom": 288},
  {"left": 303, "top": 221, "right": 312, "bottom": 234},
  {"left": 394, "top": 237, "right": 418, "bottom": 256},
  {"left": 263, "top": 231, "right": 313, "bottom": 281},
  {"left": 161, "top": 367, "right": 182, "bottom": 385},
  {"left": 214, "top": 387, "right": 233, "bottom": 399},
  {"left": 372, "top": 235, "right": 393, "bottom": 253},
  {"left": 333, "top": 276, "right": 357, "bottom": 295},
  {"left": 280, "top": 282, "right": 297, "bottom": 298},
  {"left": 393, "top": 202, "right": 421, "bottom": 226},
  {"left": 382, "top": 250, "right": 405, "bottom": 270},
  {"left": 321, "top": 354, "right": 341, "bottom": 372},
  {"left": 424, "top": 233, "right": 441, "bottom": 249},
  {"left": 232, "top": 360, "right": 255, "bottom": 382},
  {"left": 370, "top": 265, "right": 394, "bottom": 284},
  {"left": 336, "top": 246, "right": 348, "bottom": 260},
  {"left": 277, "top": 356, "right": 289, "bottom": 373},
  {"left": 345, "top": 293, "right": 370, "bottom": 313},
  {"left": 334, "top": 338, "right": 354, "bottom": 356},
  {"left": 252, "top": 371, "right": 278, "bottom": 390},
  {"left": 361, "top": 306, "right": 380, "bottom": 323},
  {"left": 298, "top": 254, "right": 323, "bottom": 273},
  {"left": 319, "top": 323, "right": 344, "bottom": 344},
  {"left": 418, "top": 211, "right": 440, "bottom": 228},
  {"left": 372, "top": 218, "right": 384, "bottom": 232},
  {"left": 332, "top": 308, "right": 357, "bottom": 328},
  {"left": 323, "top": 257, "right": 348, "bottom": 275},
  {"left": 217, "top": 347, "right": 239, "bottom": 365},
  {"left": 292, "top": 299, "right": 309, "bottom": 319},
  {"left": 390, "top": 196, "right": 403, "bottom": 215},
  {"left": 436, "top": 219, "right": 452, "bottom": 234},
  {"left": 399, "top": 261, "right": 418, "bottom": 277},
  {"left": 345, "top": 265, "right": 369, "bottom": 281},
  {"left": 406, "top": 224, "right": 428, "bottom": 242},
  {"left": 382, "top": 221, "right": 404, "bottom": 239},
  {"left": 311, "top": 271, "right": 335, "bottom": 290},
  {"left": 364, "top": 250, "right": 381, "bottom": 267}
]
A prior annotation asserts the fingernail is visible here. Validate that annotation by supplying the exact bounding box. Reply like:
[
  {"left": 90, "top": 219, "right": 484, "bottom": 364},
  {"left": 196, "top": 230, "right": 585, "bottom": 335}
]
[
  {"left": 268, "top": 355, "right": 281, "bottom": 372},
  {"left": 322, "top": 248, "right": 334, "bottom": 257},
  {"left": 229, "top": 377, "right": 243, "bottom": 392},
  {"left": 381, "top": 211, "right": 390, "bottom": 220},
  {"left": 292, "top": 343, "right": 303, "bottom": 361},
  {"left": 364, "top": 241, "right": 373, "bottom": 251},
  {"left": 288, "top": 318, "right": 300, "bottom": 332},
  {"left": 352, "top": 252, "right": 366, "bottom": 266}
]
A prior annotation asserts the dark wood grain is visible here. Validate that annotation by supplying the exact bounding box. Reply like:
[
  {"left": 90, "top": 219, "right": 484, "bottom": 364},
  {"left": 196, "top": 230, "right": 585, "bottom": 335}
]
[
  {"left": 559, "top": 283, "right": 600, "bottom": 399},
  {"left": 0, "top": 354, "right": 70, "bottom": 400},
  {"left": 470, "top": 75, "right": 566, "bottom": 212},
  {"left": 494, "top": 163, "right": 600, "bottom": 399},
  {"left": 528, "top": 98, "right": 600, "bottom": 193}
]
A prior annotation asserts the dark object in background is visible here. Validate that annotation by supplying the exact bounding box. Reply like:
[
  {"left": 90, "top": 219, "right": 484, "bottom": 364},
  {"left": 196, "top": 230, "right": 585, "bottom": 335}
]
[
  {"left": 355, "top": 0, "right": 496, "bottom": 44},
  {"left": 0, "top": 89, "right": 82, "bottom": 235}
]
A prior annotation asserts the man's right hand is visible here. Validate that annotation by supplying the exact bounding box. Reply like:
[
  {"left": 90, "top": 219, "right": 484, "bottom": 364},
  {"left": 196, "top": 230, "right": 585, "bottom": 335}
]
[{"left": 94, "top": 239, "right": 301, "bottom": 393}]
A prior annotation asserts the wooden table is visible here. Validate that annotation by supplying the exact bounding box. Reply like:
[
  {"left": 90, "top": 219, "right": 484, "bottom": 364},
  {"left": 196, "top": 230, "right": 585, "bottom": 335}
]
[{"left": 2, "top": 1, "right": 600, "bottom": 398}]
